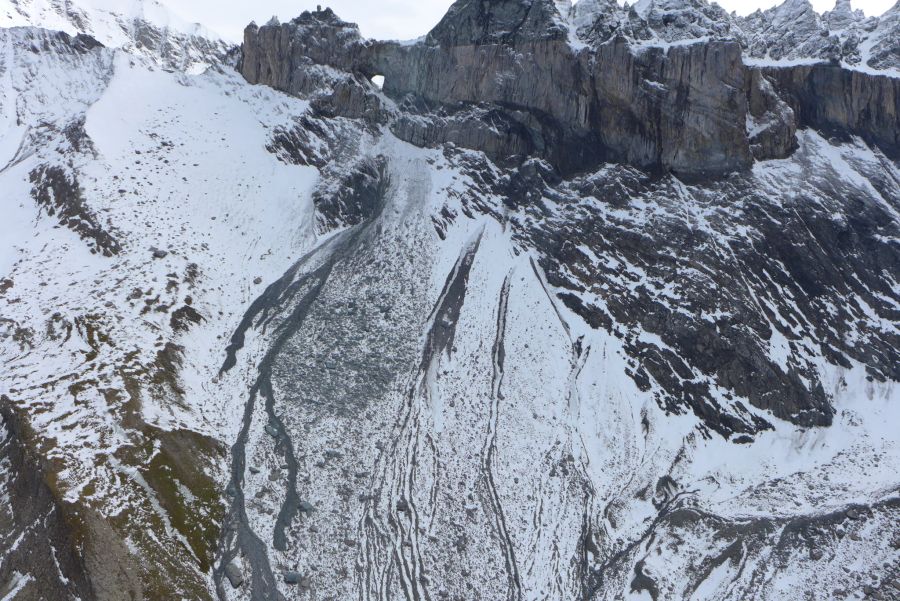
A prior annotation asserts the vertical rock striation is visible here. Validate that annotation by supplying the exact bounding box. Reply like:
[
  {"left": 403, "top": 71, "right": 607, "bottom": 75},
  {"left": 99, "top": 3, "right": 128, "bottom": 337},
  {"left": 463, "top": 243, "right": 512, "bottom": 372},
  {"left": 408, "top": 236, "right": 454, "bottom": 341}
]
[
  {"left": 239, "top": 0, "right": 899, "bottom": 179},
  {"left": 763, "top": 64, "right": 900, "bottom": 156}
]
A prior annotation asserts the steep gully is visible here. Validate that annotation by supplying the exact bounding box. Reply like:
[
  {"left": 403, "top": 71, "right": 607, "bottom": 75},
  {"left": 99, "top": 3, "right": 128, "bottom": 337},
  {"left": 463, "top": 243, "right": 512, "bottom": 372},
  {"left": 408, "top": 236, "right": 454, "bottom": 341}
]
[{"left": 214, "top": 171, "right": 391, "bottom": 599}]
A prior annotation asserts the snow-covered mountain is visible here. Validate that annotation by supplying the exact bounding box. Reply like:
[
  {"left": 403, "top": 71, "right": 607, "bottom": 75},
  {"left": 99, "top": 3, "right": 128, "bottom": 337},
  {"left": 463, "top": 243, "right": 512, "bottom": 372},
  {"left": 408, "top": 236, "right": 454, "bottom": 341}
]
[
  {"left": 569, "top": 0, "right": 900, "bottom": 74},
  {"left": 738, "top": 0, "right": 900, "bottom": 72},
  {"left": 0, "top": 0, "right": 226, "bottom": 70},
  {"left": 0, "top": 0, "right": 898, "bottom": 600}
]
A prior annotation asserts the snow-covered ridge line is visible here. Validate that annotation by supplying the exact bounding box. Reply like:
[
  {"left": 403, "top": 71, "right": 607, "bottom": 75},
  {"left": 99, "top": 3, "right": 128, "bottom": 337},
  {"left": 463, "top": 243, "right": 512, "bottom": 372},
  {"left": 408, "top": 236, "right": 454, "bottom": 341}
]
[
  {"left": 0, "top": 0, "right": 228, "bottom": 71},
  {"left": 0, "top": 0, "right": 220, "bottom": 39},
  {"left": 743, "top": 55, "right": 900, "bottom": 79},
  {"left": 567, "top": 0, "right": 900, "bottom": 74}
]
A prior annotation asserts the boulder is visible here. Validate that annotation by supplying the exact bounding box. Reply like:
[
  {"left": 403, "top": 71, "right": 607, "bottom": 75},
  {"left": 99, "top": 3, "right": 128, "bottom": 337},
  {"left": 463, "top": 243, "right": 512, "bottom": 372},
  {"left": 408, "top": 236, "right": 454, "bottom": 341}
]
[
  {"left": 225, "top": 561, "right": 244, "bottom": 589},
  {"left": 283, "top": 571, "right": 310, "bottom": 588}
]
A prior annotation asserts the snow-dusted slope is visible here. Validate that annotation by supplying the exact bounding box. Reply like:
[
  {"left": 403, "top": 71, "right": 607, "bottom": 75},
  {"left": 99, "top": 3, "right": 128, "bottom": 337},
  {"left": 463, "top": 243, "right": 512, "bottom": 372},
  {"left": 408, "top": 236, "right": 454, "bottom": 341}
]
[
  {"left": 211, "top": 127, "right": 900, "bottom": 601},
  {"left": 0, "top": 20, "right": 320, "bottom": 599},
  {"left": 569, "top": 0, "right": 900, "bottom": 74},
  {"left": 1, "top": 0, "right": 899, "bottom": 600},
  {"left": 0, "top": 0, "right": 227, "bottom": 70}
]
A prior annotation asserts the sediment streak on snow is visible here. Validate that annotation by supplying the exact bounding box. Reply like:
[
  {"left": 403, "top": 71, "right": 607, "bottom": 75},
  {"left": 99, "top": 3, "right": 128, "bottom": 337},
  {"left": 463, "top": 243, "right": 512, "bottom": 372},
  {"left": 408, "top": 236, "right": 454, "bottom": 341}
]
[
  {"left": 216, "top": 201, "right": 387, "bottom": 599},
  {"left": 366, "top": 229, "right": 484, "bottom": 601},
  {"left": 481, "top": 272, "right": 523, "bottom": 601}
]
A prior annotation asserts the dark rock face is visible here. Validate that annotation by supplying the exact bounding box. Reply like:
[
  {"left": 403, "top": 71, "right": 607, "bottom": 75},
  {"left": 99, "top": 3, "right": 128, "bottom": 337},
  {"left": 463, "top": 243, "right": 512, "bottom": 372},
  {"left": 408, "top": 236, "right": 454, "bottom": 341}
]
[
  {"left": 239, "top": 10, "right": 370, "bottom": 95},
  {"left": 587, "top": 39, "right": 751, "bottom": 176},
  {"left": 29, "top": 164, "right": 121, "bottom": 257},
  {"left": 763, "top": 65, "right": 900, "bottom": 157},
  {"left": 746, "top": 69, "right": 798, "bottom": 160},
  {"left": 0, "top": 400, "right": 93, "bottom": 601},
  {"left": 389, "top": 105, "right": 538, "bottom": 166},
  {"left": 239, "top": 0, "right": 899, "bottom": 179},
  {"left": 381, "top": 34, "right": 753, "bottom": 176}
]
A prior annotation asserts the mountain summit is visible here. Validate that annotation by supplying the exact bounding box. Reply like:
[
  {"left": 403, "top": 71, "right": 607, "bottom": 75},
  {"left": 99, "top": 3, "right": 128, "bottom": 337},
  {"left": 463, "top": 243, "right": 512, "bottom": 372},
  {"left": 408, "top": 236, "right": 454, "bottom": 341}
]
[
  {"left": 1, "top": 0, "right": 899, "bottom": 600},
  {"left": 0, "top": 0, "right": 225, "bottom": 70}
]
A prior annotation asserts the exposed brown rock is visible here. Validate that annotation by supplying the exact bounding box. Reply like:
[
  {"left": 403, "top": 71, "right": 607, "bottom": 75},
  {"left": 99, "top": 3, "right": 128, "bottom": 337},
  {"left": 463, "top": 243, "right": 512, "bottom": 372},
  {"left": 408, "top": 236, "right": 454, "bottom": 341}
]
[{"left": 0, "top": 399, "right": 94, "bottom": 601}]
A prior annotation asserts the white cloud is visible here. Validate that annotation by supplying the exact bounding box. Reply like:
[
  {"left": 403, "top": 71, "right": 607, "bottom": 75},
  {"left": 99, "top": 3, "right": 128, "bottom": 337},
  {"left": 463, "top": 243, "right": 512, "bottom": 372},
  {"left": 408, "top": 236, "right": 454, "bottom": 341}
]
[{"left": 166, "top": 0, "right": 897, "bottom": 43}]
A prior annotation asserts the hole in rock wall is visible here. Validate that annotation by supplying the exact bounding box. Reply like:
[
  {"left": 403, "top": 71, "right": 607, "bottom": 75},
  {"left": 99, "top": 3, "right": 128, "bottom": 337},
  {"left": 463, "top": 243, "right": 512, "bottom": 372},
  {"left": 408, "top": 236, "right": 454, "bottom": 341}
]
[{"left": 371, "top": 74, "right": 385, "bottom": 89}]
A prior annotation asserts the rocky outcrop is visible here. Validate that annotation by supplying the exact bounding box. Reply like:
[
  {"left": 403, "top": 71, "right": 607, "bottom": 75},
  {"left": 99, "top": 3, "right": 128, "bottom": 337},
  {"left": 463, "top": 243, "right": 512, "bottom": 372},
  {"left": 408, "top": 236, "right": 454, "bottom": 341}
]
[
  {"left": 239, "top": 11, "right": 373, "bottom": 94},
  {"left": 0, "top": 399, "right": 93, "bottom": 601},
  {"left": 241, "top": 4, "right": 755, "bottom": 177},
  {"left": 746, "top": 69, "right": 798, "bottom": 160},
  {"left": 29, "top": 164, "right": 121, "bottom": 257},
  {"left": 762, "top": 63, "right": 900, "bottom": 156},
  {"left": 239, "top": 0, "right": 899, "bottom": 179}
]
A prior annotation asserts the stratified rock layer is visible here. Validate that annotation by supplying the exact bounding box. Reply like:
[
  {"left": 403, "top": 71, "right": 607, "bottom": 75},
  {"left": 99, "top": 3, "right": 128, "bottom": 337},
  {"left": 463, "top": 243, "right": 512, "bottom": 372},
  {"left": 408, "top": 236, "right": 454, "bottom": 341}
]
[
  {"left": 764, "top": 64, "right": 900, "bottom": 155},
  {"left": 240, "top": 0, "right": 899, "bottom": 179}
]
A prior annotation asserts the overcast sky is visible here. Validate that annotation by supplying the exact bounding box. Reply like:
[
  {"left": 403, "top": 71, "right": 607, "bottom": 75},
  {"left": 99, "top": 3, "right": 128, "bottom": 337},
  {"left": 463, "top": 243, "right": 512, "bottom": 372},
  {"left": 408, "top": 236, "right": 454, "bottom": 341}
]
[{"left": 171, "top": 0, "right": 897, "bottom": 42}]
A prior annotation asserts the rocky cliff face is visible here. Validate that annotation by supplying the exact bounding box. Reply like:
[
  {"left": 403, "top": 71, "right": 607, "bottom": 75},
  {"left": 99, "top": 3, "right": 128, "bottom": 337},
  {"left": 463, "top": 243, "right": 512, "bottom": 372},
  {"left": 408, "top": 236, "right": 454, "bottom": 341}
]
[
  {"left": 240, "top": 0, "right": 898, "bottom": 179},
  {"left": 764, "top": 64, "right": 900, "bottom": 155},
  {"left": 242, "top": 5, "right": 755, "bottom": 177},
  {"left": 0, "top": 400, "right": 93, "bottom": 601}
]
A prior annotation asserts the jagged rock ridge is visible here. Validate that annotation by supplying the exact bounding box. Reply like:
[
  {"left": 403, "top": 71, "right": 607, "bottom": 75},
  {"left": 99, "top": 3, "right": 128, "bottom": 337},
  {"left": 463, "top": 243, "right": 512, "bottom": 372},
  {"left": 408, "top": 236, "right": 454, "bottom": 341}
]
[
  {"left": 0, "top": 0, "right": 227, "bottom": 70},
  {"left": 241, "top": 0, "right": 900, "bottom": 179}
]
